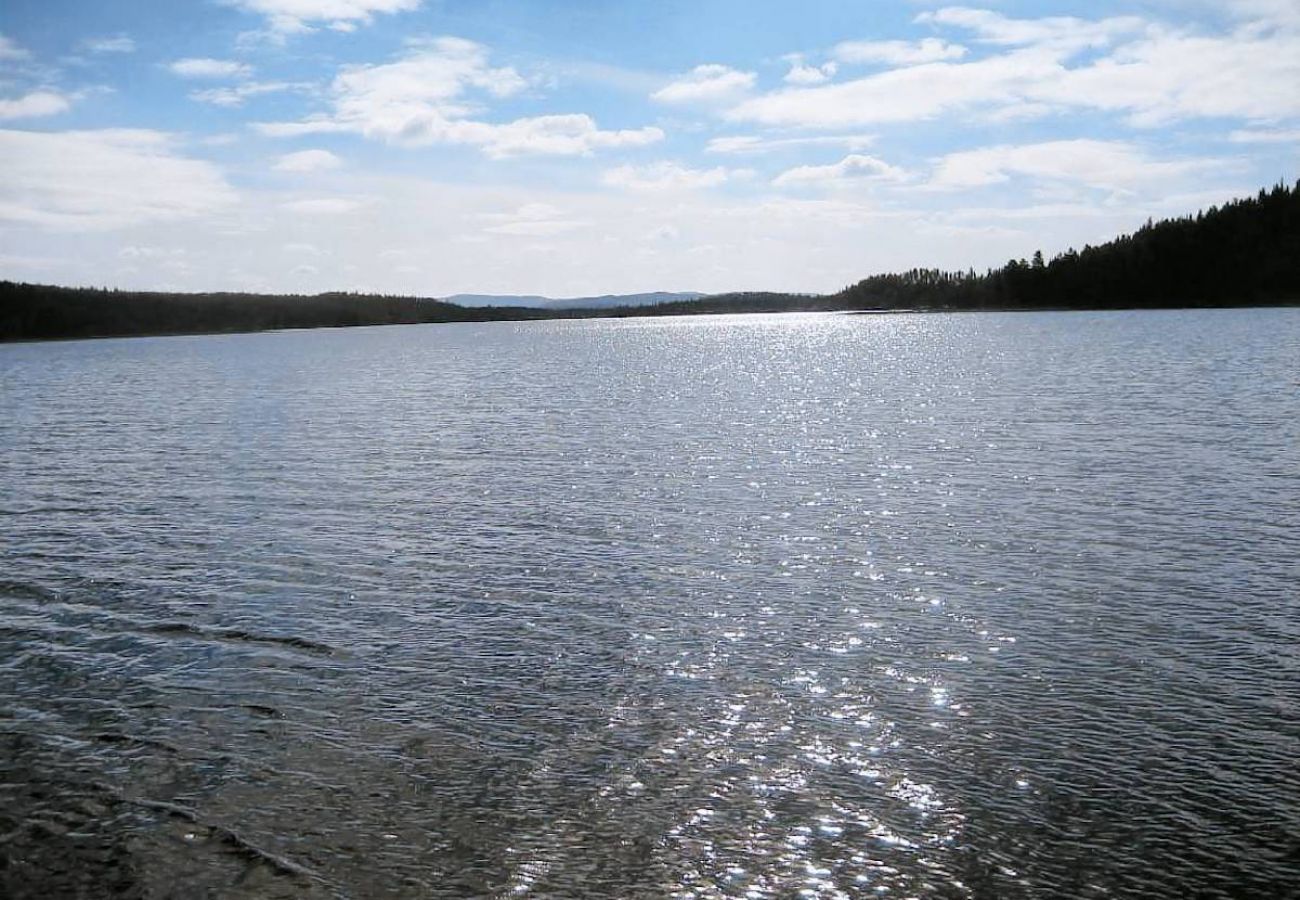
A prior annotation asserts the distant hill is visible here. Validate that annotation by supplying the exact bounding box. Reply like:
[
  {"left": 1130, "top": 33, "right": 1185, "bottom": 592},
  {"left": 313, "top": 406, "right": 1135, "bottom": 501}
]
[
  {"left": 446, "top": 291, "right": 708, "bottom": 309},
  {"left": 444, "top": 293, "right": 552, "bottom": 308}
]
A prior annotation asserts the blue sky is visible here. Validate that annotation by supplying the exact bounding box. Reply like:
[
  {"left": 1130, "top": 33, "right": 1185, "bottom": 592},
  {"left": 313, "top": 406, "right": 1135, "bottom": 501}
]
[{"left": 1, "top": 0, "right": 1297, "bottom": 297}]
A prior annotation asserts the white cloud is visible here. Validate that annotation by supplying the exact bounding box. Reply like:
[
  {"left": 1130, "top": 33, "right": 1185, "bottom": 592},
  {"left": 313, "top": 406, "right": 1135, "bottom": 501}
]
[
  {"left": 465, "top": 114, "right": 663, "bottom": 158},
  {"left": 119, "top": 245, "right": 170, "bottom": 259},
  {"left": 0, "top": 91, "right": 72, "bottom": 120},
  {"left": 729, "top": 8, "right": 1300, "bottom": 128},
  {"left": 928, "top": 140, "right": 1219, "bottom": 193},
  {"left": 0, "top": 252, "right": 68, "bottom": 272},
  {"left": 706, "top": 134, "right": 876, "bottom": 155},
  {"left": 228, "top": 0, "right": 422, "bottom": 36},
  {"left": 1225, "top": 0, "right": 1300, "bottom": 30},
  {"left": 281, "top": 197, "right": 364, "bottom": 215},
  {"left": 485, "top": 219, "right": 587, "bottom": 236},
  {"left": 915, "top": 7, "right": 1147, "bottom": 51},
  {"left": 1228, "top": 127, "right": 1300, "bottom": 143},
  {"left": 602, "top": 162, "right": 741, "bottom": 192},
  {"left": 651, "top": 64, "right": 756, "bottom": 104},
  {"left": 784, "top": 60, "right": 838, "bottom": 85},
  {"left": 480, "top": 202, "right": 587, "bottom": 236},
  {"left": 773, "top": 154, "right": 906, "bottom": 187},
  {"left": 82, "top": 34, "right": 136, "bottom": 53},
  {"left": 833, "top": 38, "right": 967, "bottom": 66},
  {"left": 274, "top": 149, "right": 343, "bottom": 172},
  {"left": 330, "top": 36, "right": 528, "bottom": 112},
  {"left": 0, "top": 129, "right": 236, "bottom": 229},
  {"left": 190, "top": 81, "right": 306, "bottom": 107},
  {"left": 253, "top": 117, "right": 352, "bottom": 137},
  {"left": 482, "top": 201, "right": 562, "bottom": 221},
  {"left": 116, "top": 247, "right": 192, "bottom": 277},
  {"left": 260, "top": 110, "right": 664, "bottom": 158},
  {"left": 169, "top": 58, "right": 254, "bottom": 79},
  {"left": 0, "top": 34, "right": 29, "bottom": 60},
  {"left": 729, "top": 49, "right": 1051, "bottom": 127},
  {"left": 1037, "top": 28, "right": 1300, "bottom": 126},
  {"left": 256, "top": 38, "right": 662, "bottom": 157}
]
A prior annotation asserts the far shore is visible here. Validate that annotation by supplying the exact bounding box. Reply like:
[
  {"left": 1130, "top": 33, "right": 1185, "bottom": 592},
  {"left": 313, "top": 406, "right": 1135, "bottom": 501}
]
[{"left": 3, "top": 297, "right": 1298, "bottom": 346}]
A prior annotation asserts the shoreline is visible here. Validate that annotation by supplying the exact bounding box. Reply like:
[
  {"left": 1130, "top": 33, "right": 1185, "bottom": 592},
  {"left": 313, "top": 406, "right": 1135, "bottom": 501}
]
[{"left": 3, "top": 298, "right": 1298, "bottom": 345}]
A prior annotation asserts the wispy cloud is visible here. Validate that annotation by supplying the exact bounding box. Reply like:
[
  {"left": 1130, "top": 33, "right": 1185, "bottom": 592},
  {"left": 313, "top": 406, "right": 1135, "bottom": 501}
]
[
  {"left": 602, "top": 162, "right": 747, "bottom": 192},
  {"left": 773, "top": 154, "right": 906, "bottom": 187},
  {"left": 228, "top": 0, "right": 422, "bottom": 38},
  {"left": 1228, "top": 127, "right": 1300, "bottom": 144},
  {"left": 169, "top": 58, "right": 254, "bottom": 79},
  {"left": 281, "top": 196, "right": 366, "bottom": 215},
  {"left": 273, "top": 149, "right": 343, "bottom": 172},
  {"left": 782, "top": 57, "right": 837, "bottom": 85},
  {"left": 81, "top": 34, "right": 136, "bottom": 54},
  {"left": 728, "top": 7, "right": 1300, "bottom": 128},
  {"left": 914, "top": 7, "right": 1147, "bottom": 51},
  {"left": 729, "top": 50, "right": 1051, "bottom": 127},
  {"left": 480, "top": 202, "right": 587, "bottom": 236},
  {"left": 927, "top": 139, "right": 1221, "bottom": 193},
  {"left": 1223, "top": 0, "right": 1300, "bottom": 30},
  {"left": 706, "top": 134, "right": 875, "bottom": 155},
  {"left": 0, "top": 129, "right": 236, "bottom": 229},
  {"left": 191, "top": 81, "right": 309, "bottom": 107},
  {"left": 0, "top": 91, "right": 72, "bottom": 120},
  {"left": 255, "top": 37, "right": 662, "bottom": 157},
  {"left": 833, "top": 38, "right": 967, "bottom": 66},
  {"left": 0, "top": 34, "right": 30, "bottom": 61},
  {"left": 651, "top": 64, "right": 756, "bottom": 104}
]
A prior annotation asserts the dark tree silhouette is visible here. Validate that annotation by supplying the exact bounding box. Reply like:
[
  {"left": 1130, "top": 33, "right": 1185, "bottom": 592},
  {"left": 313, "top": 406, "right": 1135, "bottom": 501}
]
[{"left": 834, "top": 180, "right": 1300, "bottom": 312}]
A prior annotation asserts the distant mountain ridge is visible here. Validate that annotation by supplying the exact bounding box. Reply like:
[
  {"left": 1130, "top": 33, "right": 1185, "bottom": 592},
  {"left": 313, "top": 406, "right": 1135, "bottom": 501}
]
[{"left": 445, "top": 291, "right": 708, "bottom": 309}]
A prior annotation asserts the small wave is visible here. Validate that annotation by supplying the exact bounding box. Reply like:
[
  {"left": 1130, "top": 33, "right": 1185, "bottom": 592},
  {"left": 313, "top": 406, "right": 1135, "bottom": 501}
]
[
  {"left": 0, "top": 579, "right": 60, "bottom": 604},
  {"left": 143, "top": 623, "right": 339, "bottom": 657}
]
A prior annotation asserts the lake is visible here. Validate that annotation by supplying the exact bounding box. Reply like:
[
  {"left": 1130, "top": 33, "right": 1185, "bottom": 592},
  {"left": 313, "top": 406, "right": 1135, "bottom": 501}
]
[{"left": 2, "top": 309, "right": 1298, "bottom": 898}]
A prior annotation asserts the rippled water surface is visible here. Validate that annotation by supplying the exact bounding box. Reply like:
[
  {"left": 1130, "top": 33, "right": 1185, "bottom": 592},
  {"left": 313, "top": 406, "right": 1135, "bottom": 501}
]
[{"left": 2, "top": 309, "right": 1298, "bottom": 898}]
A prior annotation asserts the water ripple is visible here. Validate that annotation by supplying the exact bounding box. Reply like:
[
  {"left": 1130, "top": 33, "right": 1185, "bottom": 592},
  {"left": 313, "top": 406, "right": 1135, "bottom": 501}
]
[{"left": 1, "top": 309, "right": 1298, "bottom": 898}]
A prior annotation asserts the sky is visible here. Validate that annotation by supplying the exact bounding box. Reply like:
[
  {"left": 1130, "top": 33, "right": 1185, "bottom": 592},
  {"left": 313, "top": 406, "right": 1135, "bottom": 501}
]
[{"left": 1, "top": 0, "right": 1297, "bottom": 298}]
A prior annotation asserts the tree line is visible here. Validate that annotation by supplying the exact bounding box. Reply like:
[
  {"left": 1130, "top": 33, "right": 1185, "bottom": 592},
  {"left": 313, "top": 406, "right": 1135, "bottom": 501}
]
[
  {"left": 2, "top": 180, "right": 1297, "bottom": 341},
  {"left": 832, "top": 180, "right": 1300, "bottom": 312}
]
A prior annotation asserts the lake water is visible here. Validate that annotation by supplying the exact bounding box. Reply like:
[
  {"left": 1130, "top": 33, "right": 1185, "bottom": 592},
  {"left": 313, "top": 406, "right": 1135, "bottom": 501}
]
[{"left": 2, "top": 309, "right": 1298, "bottom": 899}]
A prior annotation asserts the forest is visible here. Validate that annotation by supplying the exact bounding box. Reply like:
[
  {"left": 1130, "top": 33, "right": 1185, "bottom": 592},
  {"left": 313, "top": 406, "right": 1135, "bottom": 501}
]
[
  {"left": 2, "top": 180, "right": 1297, "bottom": 341},
  {"left": 833, "top": 179, "right": 1300, "bottom": 312}
]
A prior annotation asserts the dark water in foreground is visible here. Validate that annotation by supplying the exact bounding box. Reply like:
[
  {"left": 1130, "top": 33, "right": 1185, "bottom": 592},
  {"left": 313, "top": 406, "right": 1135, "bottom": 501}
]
[{"left": 1, "top": 309, "right": 1298, "bottom": 899}]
